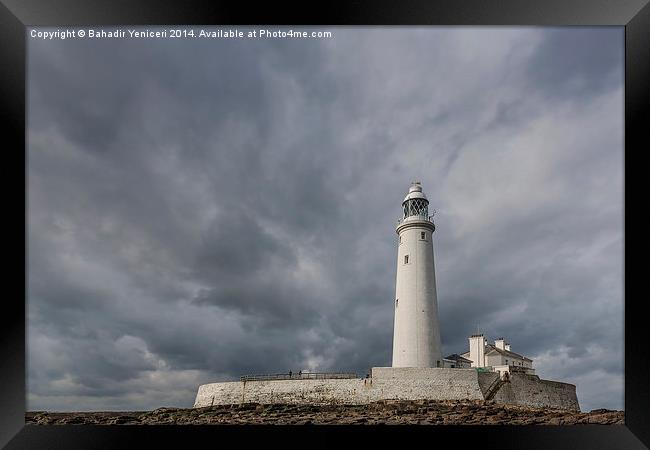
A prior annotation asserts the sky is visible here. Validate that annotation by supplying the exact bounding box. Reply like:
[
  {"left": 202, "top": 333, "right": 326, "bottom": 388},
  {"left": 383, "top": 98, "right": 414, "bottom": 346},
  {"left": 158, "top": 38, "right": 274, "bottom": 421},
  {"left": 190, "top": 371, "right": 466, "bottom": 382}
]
[{"left": 27, "top": 26, "right": 624, "bottom": 412}]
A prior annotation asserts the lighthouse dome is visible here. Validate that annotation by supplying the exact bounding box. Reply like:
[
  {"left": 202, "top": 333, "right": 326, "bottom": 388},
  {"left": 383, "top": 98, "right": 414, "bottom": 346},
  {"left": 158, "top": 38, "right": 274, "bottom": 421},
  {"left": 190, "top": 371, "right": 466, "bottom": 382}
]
[{"left": 403, "top": 182, "right": 428, "bottom": 203}]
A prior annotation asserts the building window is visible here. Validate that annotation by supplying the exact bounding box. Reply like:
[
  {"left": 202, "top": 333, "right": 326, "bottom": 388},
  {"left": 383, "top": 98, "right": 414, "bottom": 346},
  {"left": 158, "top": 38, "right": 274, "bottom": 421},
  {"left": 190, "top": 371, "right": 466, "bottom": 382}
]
[
  {"left": 420, "top": 231, "right": 426, "bottom": 240},
  {"left": 395, "top": 299, "right": 398, "bottom": 308},
  {"left": 404, "top": 255, "right": 409, "bottom": 264},
  {"left": 436, "top": 360, "right": 441, "bottom": 367},
  {"left": 399, "top": 236, "right": 402, "bottom": 244}
]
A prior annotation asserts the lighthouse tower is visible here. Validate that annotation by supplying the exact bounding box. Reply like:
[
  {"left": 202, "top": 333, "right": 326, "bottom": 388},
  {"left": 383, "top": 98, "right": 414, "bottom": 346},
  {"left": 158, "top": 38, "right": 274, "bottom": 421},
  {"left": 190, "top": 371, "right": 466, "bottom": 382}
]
[{"left": 392, "top": 182, "right": 443, "bottom": 368}]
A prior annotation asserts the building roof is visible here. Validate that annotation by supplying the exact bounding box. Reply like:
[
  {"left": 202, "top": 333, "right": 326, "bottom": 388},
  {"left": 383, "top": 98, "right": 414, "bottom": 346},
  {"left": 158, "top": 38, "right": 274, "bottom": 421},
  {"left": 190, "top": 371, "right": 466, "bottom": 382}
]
[
  {"left": 485, "top": 344, "right": 533, "bottom": 362},
  {"left": 445, "top": 354, "right": 473, "bottom": 363},
  {"left": 459, "top": 345, "right": 533, "bottom": 362}
]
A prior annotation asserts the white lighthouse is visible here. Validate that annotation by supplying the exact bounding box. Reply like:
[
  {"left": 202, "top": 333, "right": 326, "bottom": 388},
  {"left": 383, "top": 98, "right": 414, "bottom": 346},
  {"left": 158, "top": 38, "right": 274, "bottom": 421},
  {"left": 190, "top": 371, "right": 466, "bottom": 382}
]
[{"left": 392, "top": 182, "right": 443, "bottom": 368}]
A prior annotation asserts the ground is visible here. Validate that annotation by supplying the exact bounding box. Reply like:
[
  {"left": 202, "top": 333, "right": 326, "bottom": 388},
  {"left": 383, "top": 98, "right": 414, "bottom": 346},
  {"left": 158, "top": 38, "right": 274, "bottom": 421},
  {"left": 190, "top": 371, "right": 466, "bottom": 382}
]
[{"left": 25, "top": 400, "right": 623, "bottom": 425}]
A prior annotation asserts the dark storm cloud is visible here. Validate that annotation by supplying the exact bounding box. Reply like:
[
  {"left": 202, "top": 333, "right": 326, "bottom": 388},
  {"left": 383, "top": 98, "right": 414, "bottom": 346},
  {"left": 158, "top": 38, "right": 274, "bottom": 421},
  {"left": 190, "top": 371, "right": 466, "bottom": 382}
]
[
  {"left": 525, "top": 28, "right": 623, "bottom": 99},
  {"left": 27, "top": 27, "right": 623, "bottom": 412}
]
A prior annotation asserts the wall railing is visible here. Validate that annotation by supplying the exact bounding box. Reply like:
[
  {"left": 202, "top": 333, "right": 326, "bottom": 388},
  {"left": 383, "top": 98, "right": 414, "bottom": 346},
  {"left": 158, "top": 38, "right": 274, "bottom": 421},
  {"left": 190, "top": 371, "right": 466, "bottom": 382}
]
[{"left": 240, "top": 372, "right": 358, "bottom": 382}]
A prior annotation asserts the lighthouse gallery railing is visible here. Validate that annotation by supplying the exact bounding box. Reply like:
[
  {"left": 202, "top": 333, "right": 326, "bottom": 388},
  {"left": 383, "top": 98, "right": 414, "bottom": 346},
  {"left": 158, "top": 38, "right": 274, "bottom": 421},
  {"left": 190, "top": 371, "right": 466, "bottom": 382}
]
[{"left": 397, "top": 213, "right": 435, "bottom": 225}]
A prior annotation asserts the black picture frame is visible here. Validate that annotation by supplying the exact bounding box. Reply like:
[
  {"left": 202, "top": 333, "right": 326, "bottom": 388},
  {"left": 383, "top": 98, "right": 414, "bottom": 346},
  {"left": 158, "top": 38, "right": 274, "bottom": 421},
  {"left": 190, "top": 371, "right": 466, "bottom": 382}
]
[{"left": 1, "top": 1, "right": 648, "bottom": 448}]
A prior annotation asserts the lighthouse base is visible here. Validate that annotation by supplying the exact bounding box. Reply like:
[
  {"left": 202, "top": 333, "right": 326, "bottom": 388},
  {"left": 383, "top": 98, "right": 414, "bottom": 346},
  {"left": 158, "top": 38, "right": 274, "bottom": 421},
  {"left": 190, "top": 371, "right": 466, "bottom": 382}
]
[{"left": 194, "top": 367, "right": 579, "bottom": 412}]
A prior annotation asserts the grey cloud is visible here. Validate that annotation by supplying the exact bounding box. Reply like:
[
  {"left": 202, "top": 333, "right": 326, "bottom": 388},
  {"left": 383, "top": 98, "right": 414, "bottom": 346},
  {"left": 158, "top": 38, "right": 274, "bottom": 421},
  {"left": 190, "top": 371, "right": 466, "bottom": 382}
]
[
  {"left": 194, "top": 211, "right": 297, "bottom": 277},
  {"left": 525, "top": 27, "right": 623, "bottom": 98}
]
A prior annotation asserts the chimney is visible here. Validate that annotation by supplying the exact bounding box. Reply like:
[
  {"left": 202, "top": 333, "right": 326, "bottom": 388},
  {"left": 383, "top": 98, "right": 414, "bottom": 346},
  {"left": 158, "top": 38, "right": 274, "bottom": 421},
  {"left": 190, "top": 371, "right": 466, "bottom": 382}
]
[
  {"left": 495, "top": 338, "right": 506, "bottom": 350},
  {"left": 504, "top": 343, "right": 511, "bottom": 351},
  {"left": 469, "top": 334, "right": 486, "bottom": 367}
]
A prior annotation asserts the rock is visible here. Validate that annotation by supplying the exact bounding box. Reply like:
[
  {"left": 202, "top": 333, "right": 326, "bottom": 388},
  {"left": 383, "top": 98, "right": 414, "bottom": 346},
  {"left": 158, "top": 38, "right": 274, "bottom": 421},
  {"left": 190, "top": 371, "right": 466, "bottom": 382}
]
[
  {"left": 24, "top": 400, "right": 624, "bottom": 426},
  {"left": 62, "top": 417, "right": 86, "bottom": 425}
]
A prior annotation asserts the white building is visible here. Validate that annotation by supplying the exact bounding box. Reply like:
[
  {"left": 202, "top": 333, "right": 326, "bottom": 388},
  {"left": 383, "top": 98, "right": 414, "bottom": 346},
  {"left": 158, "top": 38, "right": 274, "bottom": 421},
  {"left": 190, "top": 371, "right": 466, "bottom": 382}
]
[
  {"left": 391, "top": 182, "right": 443, "bottom": 368},
  {"left": 460, "top": 334, "right": 535, "bottom": 377}
]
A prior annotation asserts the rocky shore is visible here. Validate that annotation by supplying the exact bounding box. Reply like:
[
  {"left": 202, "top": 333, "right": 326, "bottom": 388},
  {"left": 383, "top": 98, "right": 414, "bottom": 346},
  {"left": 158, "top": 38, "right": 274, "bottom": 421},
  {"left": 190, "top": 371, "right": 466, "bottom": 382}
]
[{"left": 25, "top": 400, "right": 624, "bottom": 425}]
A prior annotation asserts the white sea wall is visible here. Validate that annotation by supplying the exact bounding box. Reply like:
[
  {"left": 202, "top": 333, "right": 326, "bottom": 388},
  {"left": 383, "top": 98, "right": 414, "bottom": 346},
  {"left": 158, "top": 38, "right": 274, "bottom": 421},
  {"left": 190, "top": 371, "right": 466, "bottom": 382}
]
[{"left": 194, "top": 367, "right": 579, "bottom": 411}]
